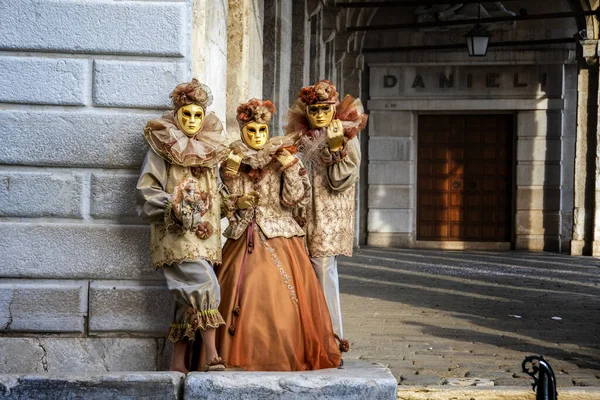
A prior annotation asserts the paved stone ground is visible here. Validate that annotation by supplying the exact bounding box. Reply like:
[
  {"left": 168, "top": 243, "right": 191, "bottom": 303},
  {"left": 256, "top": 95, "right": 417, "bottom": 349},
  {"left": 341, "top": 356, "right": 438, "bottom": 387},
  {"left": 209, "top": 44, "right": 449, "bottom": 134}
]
[{"left": 338, "top": 247, "right": 600, "bottom": 388}]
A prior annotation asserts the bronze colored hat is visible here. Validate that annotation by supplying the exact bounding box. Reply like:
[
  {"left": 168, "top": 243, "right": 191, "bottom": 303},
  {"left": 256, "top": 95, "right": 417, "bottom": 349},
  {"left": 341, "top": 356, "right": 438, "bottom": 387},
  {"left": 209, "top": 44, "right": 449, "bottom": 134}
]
[
  {"left": 236, "top": 98, "right": 277, "bottom": 129},
  {"left": 170, "top": 78, "right": 213, "bottom": 110},
  {"left": 298, "top": 79, "right": 339, "bottom": 105}
]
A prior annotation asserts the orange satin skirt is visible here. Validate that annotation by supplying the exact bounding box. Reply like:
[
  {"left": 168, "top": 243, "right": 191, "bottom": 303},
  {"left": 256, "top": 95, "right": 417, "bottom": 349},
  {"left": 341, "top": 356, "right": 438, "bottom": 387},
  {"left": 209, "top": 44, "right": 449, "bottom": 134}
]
[{"left": 214, "top": 225, "right": 341, "bottom": 371}]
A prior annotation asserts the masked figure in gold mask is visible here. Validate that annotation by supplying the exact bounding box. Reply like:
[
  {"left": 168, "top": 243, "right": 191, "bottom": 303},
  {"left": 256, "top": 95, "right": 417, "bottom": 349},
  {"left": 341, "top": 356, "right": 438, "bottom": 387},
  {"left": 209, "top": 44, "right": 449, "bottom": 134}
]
[
  {"left": 212, "top": 98, "right": 341, "bottom": 371},
  {"left": 285, "top": 80, "right": 368, "bottom": 357},
  {"left": 137, "top": 79, "right": 229, "bottom": 373}
]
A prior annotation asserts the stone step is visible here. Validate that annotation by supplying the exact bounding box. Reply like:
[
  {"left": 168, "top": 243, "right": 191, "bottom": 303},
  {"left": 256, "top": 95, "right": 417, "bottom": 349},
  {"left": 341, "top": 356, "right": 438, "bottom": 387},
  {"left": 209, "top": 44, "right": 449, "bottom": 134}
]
[
  {"left": 0, "top": 372, "right": 184, "bottom": 400},
  {"left": 3, "top": 368, "right": 600, "bottom": 400},
  {"left": 185, "top": 360, "right": 397, "bottom": 400}
]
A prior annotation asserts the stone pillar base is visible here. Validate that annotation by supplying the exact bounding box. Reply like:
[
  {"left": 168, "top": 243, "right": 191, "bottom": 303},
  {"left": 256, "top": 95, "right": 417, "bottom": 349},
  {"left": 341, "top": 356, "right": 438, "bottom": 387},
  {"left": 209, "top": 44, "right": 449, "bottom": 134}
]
[
  {"left": 515, "top": 235, "right": 559, "bottom": 251},
  {"left": 591, "top": 241, "right": 600, "bottom": 257},
  {"left": 570, "top": 239, "right": 586, "bottom": 255}
]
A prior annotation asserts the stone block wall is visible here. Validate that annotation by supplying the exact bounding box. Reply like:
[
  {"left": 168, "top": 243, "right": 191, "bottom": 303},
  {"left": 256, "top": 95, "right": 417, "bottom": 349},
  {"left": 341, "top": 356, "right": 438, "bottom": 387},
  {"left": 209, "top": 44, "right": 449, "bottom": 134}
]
[
  {"left": 515, "top": 110, "right": 565, "bottom": 251},
  {"left": 367, "top": 111, "right": 415, "bottom": 246},
  {"left": 0, "top": 0, "right": 194, "bottom": 372}
]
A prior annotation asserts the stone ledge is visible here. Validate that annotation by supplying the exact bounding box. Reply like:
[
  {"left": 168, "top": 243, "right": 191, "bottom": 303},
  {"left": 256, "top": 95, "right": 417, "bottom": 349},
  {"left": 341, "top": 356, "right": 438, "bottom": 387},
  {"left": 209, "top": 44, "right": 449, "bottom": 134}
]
[
  {"left": 396, "top": 386, "right": 600, "bottom": 400},
  {"left": 0, "top": 372, "right": 184, "bottom": 400},
  {"left": 185, "top": 360, "right": 397, "bottom": 400}
]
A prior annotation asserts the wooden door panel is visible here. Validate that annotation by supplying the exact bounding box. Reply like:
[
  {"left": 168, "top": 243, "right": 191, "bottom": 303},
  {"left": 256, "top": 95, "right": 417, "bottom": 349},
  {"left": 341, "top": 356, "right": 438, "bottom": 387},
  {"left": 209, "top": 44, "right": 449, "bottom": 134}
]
[
  {"left": 420, "top": 194, "right": 434, "bottom": 206},
  {"left": 419, "top": 208, "right": 434, "bottom": 221},
  {"left": 448, "top": 209, "right": 462, "bottom": 222},
  {"left": 420, "top": 147, "right": 433, "bottom": 160},
  {"left": 435, "top": 225, "right": 449, "bottom": 237},
  {"left": 435, "top": 163, "right": 449, "bottom": 175},
  {"left": 421, "top": 178, "right": 433, "bottom": 190},
  {"left": 483, "top": 147, "right": 496, "bottom": 160},
  {"left": 435, "top": 148, "right": 449, "bottom": 160},
  {"left": 449, "top": 224, "right": 463, "bottom": 238},
  {"left": 466, "top": 209, "right": 480, "bottom": 222},
  {"left": 435, "top": 179, "right": 449, "bottom": 191},
  {"left": 435, "top": 193, "right": 449, "bottom": 206},
  {"left": 417, "top": 114, "right": 513, "bottom": 242},
  {"left": 450, "top": 193, "right": 462, "bottom": 206},
  {"left": 482, "top": 180, "right": 496, "bottom": 191}
]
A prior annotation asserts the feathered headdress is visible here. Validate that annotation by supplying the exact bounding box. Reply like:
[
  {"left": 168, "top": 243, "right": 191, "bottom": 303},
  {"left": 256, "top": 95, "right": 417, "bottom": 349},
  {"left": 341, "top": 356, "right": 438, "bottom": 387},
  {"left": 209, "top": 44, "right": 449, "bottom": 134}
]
[
  {"left": 236, "top": 98, "right": 276, "bottom": 129},
  {"left": 170, "top": 78, "right": 213, "bottom": 111}
]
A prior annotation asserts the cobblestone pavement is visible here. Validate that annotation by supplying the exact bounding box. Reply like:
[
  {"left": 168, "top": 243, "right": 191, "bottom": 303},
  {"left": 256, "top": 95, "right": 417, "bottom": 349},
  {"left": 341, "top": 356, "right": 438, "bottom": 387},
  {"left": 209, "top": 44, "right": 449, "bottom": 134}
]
[{"left": 338, "top": 247, "right": 600, "bottom": 387}]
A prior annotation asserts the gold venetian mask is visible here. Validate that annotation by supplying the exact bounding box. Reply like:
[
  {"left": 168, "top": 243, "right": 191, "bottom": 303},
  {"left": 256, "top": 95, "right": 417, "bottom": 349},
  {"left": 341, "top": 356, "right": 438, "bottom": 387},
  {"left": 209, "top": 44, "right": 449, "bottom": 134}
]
[
  {"left": 242, "top": 121, "right": 269, "bottom": 150},
  {"left": 306, "top": 103, "right": 334, "bottom": 128},
  {"left": 176, "top": 104, "right": 205, "bottom": 137}
]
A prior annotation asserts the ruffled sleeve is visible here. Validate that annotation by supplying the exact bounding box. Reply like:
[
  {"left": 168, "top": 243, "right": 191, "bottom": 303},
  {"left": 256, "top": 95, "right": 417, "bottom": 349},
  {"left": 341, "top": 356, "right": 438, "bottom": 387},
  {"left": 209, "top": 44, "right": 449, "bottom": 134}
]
[
  {"left": 325, "top": 136, "right": 361, "bottom": 192},
  {"left": 136, "top": 149, "right": 176, "bottom": 224},
  {"left": 219, "top": 183, "right": 240, "bottom": 219},
  {"left": 281, "top": 158, "right": 311, "bottom": 208},
  {"left": 219, "top": 165, "right": 244, "bottom": 220}
]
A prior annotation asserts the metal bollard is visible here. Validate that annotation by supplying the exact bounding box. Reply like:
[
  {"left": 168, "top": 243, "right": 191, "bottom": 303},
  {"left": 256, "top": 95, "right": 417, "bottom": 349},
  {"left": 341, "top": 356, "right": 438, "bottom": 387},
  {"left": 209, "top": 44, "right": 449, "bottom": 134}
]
[{"left": 522, "top": 355, "right": 558, "bottom": 400}]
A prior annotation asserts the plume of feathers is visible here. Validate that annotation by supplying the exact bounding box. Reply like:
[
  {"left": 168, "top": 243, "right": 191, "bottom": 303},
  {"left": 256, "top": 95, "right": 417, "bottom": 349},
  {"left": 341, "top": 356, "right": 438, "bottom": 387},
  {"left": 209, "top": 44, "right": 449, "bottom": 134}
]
[{"left": 296, "top": 129, "right": 328, "bottom": 176}]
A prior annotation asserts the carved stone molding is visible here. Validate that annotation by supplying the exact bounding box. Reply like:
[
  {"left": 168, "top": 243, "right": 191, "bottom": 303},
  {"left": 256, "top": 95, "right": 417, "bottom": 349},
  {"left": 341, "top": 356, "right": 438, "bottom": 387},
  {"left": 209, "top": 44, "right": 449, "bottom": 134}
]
[{"left": 580, "top": 39, "right": 599, "bottom": 65}]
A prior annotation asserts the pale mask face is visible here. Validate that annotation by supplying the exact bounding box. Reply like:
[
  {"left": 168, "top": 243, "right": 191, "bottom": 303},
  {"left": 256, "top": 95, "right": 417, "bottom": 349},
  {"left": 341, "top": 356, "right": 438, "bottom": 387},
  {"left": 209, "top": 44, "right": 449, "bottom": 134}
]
[
  {"left": 306, "top": 103, "right": 334, "bottom": 128},
  {"left": 176, "top": 104, "right": 205, "bottom": 137},
  {"left": 242, "top": 121, "right": 269, "bottom": 150}
]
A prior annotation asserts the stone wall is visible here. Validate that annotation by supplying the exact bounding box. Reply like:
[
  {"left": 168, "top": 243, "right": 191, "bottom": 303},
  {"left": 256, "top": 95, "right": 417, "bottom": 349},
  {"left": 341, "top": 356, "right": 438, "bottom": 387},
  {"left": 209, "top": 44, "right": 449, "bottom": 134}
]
[{"left": 0, "top": 0, "right": 194, "bottom": 372}]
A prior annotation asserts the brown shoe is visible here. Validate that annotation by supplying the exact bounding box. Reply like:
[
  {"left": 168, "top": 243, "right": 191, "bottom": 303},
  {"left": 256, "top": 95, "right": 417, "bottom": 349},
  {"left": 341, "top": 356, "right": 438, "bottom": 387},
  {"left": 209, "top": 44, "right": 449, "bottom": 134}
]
[
  {"left": 205, "top": 356, "right": 226, "bottom": 372},
  {"left": 334, "top": 334, "right": 350, "bottom": 353}
]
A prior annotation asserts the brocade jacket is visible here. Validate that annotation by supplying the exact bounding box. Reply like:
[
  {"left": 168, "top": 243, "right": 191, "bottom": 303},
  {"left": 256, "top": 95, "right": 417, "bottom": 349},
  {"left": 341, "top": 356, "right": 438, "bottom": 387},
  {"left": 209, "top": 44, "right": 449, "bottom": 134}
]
[
  {"left": 221, "top": 139, "right": 310, "bottom": 240},
  {"left": 137, "top": 111, "right": 229, "bottom": 268},
  {"left": 285, "top": 95, "right": 366, "bottom": 258},
  {"left": 296, "top": 133, "right": 361, "bottom": 258}
]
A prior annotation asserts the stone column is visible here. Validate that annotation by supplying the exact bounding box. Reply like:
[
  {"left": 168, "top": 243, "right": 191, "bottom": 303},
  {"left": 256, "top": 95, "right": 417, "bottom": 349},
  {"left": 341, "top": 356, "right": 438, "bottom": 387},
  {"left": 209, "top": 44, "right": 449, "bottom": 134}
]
[
  {"left": 226, "top": 0, "right": 264, "bottom": 140},
  {"left": 571, "top": 39, "right": 599, "bottom": 255},
  {"left": 262, "top": 0, "right": 293, "bottom": 134},
  {"left": 192, "top": 0, "right": 229, "bottom": 123},
  {"left": 290, "top": 0, "right": 309, "bottom": 100},
  {"left": 591, "top": 39, "right": 600, "bottom": 257}
]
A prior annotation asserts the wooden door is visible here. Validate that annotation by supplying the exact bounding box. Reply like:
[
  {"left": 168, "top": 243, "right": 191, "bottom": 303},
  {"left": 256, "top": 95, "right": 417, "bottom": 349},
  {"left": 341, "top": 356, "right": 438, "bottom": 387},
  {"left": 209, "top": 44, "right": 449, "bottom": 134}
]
[{"left": 417, "top": 114, "right": 513, "bottom": 242}]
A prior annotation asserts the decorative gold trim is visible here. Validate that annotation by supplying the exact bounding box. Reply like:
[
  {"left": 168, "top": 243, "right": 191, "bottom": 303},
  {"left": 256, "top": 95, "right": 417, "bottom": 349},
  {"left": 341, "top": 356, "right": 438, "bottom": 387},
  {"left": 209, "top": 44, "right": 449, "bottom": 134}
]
[{"left": 258, "top": 231, "right": 299, "bottom": 304}]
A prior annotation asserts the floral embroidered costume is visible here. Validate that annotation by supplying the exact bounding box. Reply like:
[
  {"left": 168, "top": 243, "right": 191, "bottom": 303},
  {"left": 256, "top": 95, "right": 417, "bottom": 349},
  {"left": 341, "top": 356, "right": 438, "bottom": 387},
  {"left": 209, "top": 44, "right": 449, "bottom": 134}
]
[
  {"left": 285, "top": 80, "right": 367, "bottom": 351},
  {"left": 137, "top": 79, "right": 229, "bottom": 372},
  {"left": 213, "top": 99, "right": 341, "bottom": 371}
]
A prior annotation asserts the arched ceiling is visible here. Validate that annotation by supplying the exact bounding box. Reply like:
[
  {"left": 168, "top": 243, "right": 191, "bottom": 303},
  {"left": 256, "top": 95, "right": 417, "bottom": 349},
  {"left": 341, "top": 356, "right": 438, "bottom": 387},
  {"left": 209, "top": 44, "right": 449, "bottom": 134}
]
[{"left": 329, "top": 0, "right": 595, "bottom": 53}]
